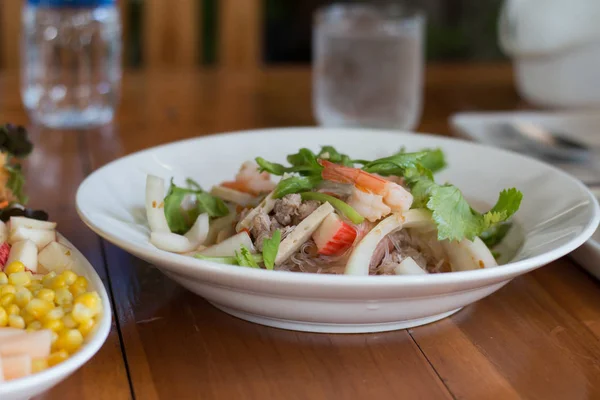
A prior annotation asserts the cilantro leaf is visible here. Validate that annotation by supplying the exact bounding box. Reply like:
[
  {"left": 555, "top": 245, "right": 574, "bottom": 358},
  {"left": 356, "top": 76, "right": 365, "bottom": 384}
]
[
  {"left": 480, "top": 222, "right": 512, "bottom": 248},
  {"left": 195, "top": 253, "right": 263, "bottom": 265},
  {"left": 317, "top": 146, "right": 353, "bottom": 166},
  {"left": 483, "top": 189, "right": 523, "bottom": 228},
  {"left": 287, "top": 148, "right": 322, "bottom": 174},
  {"left": 256, "top": 157, "right": 288, "bottom": 175},
  {"left": 410, "top": 176, "right": 523, "bottom": 242},
  {"left": 185, "top": 178, "right": 202, "bottom": 191},
  {"left": 164, "top": 179, "right": 229, "bottom": 234},
  {"left": 273, "top": 175, "right": 322, "bottom": 198},
  {"left": 256, "top": 146, "right": 354, "bottom": 177},
  {"left": 5, "top": 164, "right": 27, "bottom": 204},
  {"left": 425, "top": 184, "right": 484, "bottom": 241},
  {"left": 262, "top": 229, "right": 281, "bottom": 270},
  {"left": 163, "top": 181, "right": 193, "bottom": 234},
  {"left": 235, "top": 245, "right": 260, "bottom": 268},
  {"left": 196, "top": 191, "right": 230, "bottom": 217},
  {"left": 419, "top": 148, "right": 447, "bottom": 173},
  {"left": 362, "top": 151, "right": 428, "bottom": 176}
]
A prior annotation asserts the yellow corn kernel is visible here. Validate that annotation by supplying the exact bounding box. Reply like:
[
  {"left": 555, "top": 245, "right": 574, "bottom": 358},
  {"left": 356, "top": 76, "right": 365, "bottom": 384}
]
[
  {"left": 25, "top": 298, "right": 53, "bottom": 319},
  {"left": 14, "top": 287, "right": 32, "bottom": 308},
  {"left": 50, "top": 330, "right": 59, "bottom": 345},
  {"left": 41, "top": 272, "right": 56, "bottom": 288},
  {"left": 8, "top": 314, "right": 25, "bottom": 329},
  {"left": 29, "top": 283, "right": 43, "bottom": 294},
  {"left": 78, "top": 318, "right": 95, "bottom": 337},
  {"left": 36, "top": 288, "right": 55, "bottom": 303},
  {"left": 0, "top": 272, "right": 7, "bottom": 285},
  {"left": 21, "top": 309, "right": 35, "bottom": 324},
  {"left": 27, "top": 320, "right": 42, "bottom": 331},
  {"left": 55, "top": 288, "right": 73, "bottom": 306},
  {"left": 69, "top": 285, "right": 86, "bottom": 297},
  {"left": 0, "top": 293, "right": 14, "bottom": 307},
  {"left": 32, "top": 358, "right": 48, "bottom": 373},
  {"left": 74, "top": 292, "right": 102, "bottom": 316},
  {"left": 0, "top": 307, "right": 7, "bottom": 326},
  {"left": 6, "top": 304, "right": 19, "bottom": 316},
  {"left": 61, "top": 270, "right": 77, "bottom": 286},
  {"left": 62, "top": 313, "right": 77, "bottom": 329},
  {"left": 4, "top": 261, "right": 25, "bottom": 275},
  {"left": 72, "top": 276, "right": 88, "bottom": 290},
  {"left": 0, "top": 284, "right": 15, "bottom": 296},
  {"left": 49, "top": 275, "right": 67, "bottom": 290},
  {"left": 47, "top": 350, "right": 69, "bottom": 367},
  {"left": 44, "top": 307, "right": 64, "bottom": 321},
  {"left": 55, "top": 329, "right": 84, "bottom": 353},
  {"left": 71, "top": 303, "right": 94, "bottom": 324},
  {"left": 9, "top": 271, "right": 31, "bottom": 287},
  {"left": 43, "top": 318, "right": 64, "bottom": 332}
]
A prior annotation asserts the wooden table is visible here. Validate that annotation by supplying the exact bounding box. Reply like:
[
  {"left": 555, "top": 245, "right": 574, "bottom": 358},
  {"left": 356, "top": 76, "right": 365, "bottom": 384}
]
[{"left": 3, "top": 64, "right": 600, "bottom": 399}]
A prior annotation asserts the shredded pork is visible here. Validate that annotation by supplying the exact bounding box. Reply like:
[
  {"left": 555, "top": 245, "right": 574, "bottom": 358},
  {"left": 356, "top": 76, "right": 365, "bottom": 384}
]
[
  {"left": 249, "top": 194, "right": 323, "bottom": 251},
  {"left": 273, "top": 194, "right": 302, "bottom": 225},
  {"left": 372, "top": 229, "right": 449, "bottom": 275}
]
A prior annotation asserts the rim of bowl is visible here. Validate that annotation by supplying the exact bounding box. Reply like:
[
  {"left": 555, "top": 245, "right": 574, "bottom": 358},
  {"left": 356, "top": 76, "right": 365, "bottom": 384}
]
[{"left": 75, "top": 127, "right": 600, "bottom": 288}]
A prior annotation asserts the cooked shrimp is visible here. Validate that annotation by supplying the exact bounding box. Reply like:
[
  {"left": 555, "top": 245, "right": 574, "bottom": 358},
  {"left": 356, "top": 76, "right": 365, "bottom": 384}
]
[
  {"left": 221, "top": 161, "right": 276, "bottom": 195},
  {"left": 347, "top": 189, "right": 391, "bottom": 222},
  {"left": 320, "top": 160, "right": 413, "bottom": 221}
]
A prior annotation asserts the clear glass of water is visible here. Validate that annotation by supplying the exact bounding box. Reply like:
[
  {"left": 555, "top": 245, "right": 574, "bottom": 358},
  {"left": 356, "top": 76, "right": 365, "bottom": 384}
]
[
  {"left": 21, "top": 0, "right": 122, "bottom": 130},
  {"left": 313, "top": 3, "right": 425, "bottom": 130}
]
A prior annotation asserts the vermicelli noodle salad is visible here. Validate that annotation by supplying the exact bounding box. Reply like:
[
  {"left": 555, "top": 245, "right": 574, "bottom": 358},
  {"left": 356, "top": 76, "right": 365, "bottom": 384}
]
[{"left": 145, "top": 146, "right": 523, "bottom": 275}]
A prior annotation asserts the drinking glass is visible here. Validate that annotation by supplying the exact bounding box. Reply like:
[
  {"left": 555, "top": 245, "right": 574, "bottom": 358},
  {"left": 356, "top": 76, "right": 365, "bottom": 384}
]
[{"left": 313, "top": 3, "right": 425, "bottom": 130}]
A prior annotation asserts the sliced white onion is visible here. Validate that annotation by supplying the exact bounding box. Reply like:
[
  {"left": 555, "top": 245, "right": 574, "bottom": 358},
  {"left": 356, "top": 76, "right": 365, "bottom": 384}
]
[
  {"left": 442, "top": 236, "right": 497, "bottom": 271},
  {"left": 216, "top": 230, "right": 230, "bottom": 244},
  {"left": 199, "top": 232, "right": 255, "bottom": 257},
  {"left": 210, "top": 186, "right": 257, "bottom": 206},
  {"left": 205, "top": 212, "right": 236, "bottom": 245},
  {"left": 402, "top": 208, "right": 436, "bottom": 229},
  {"left": 145, "top": 175, "right": 170, "bottom": 233},
  {"left": 150, "top": 232, "right": 196, "bottom": 253},
  {"left": 184, "top": 213, "right": 209, "bottom": 246},
  {"left": 345, "top": 209, "right": 434, "bottom": 276},
  {"left": 394, "top": 257, "right": 427, "bottom": 275}
]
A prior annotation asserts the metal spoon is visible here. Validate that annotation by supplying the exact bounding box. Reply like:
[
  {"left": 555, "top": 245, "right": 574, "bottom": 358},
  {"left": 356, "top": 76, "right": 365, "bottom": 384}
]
[{"left": 500, "top": 122, "right": 592, "bottom": 163}]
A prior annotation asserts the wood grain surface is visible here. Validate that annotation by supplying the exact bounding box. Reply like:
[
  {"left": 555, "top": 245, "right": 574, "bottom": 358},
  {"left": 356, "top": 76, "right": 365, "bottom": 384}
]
[{"left": 0, "top": 64, "right": 596, "bottom": 400}]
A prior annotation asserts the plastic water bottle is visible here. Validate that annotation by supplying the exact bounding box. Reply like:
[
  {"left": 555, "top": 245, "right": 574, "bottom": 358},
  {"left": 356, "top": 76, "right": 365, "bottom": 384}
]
[{"left": 21, "top": 0, "right": 121, "bottom": 129}]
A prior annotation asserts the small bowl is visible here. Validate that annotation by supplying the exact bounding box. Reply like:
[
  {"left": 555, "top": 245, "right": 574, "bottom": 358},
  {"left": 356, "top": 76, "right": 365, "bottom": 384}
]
[
  {"left": 75, "top": 128, "right": 599, "bottom": 333},
  {"left": 0, "top": 235, "right": 111, "bottom": 400}
]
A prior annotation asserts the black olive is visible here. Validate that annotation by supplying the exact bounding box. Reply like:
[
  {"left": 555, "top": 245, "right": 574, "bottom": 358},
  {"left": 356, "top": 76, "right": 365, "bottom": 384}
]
[{"left": 0, "top": 206, "right": 49, "bottom": 222}]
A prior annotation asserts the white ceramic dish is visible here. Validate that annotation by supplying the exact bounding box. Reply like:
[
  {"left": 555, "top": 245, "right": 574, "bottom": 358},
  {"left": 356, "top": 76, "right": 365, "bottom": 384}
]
[
  {"left": 450, "top": 111, "right": 600, "bottom": 280},
  {"left": 75, "top": 128, "right": 599, "bottom": 333},
  {"left": 0, "top": 235, "right": 111, "bottom": 400}
]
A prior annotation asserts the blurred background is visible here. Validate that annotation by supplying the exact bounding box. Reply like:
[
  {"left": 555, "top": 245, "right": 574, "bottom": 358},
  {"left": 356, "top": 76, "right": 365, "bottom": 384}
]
[{"left": 0, "top": 0, "right": 505, "bottom": 70}]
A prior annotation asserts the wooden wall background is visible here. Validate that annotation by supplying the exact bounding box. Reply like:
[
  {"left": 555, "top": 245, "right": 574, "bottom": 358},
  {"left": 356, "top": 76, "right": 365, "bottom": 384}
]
[{"left": 1, "top": 0, "right": 506, "bottom": 70}]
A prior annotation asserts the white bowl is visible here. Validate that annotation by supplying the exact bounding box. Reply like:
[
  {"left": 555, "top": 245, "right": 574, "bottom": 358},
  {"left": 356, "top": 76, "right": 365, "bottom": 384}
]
[
  {"left": 75, "top": 128, "right": 599, "bottom": 333},
  {"left": 0, "top": 235, "right": 111, "bottom": 400},
  {"left": 512, "top": 43, "right": 600, "bottom": 108}
]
